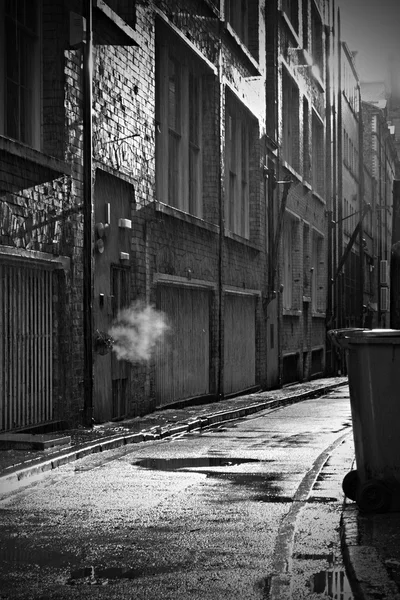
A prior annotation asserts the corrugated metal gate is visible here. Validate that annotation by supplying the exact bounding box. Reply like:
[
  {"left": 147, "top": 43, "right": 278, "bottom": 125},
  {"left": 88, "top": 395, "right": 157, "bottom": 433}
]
[
  {"left": 156, "top": 285, "right": 210, "bottom": 406},
  {"left": 224, "top": 293, "right": 256, "bottom": 395},
  {"left": 0, "top": 262, "right": 53, "bottom": 431}
]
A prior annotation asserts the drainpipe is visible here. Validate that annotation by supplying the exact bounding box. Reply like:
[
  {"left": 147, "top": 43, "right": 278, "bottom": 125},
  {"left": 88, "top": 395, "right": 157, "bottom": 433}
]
[
  {"left": 82, "top": 0, "right": 94, "bottom": 426},
  {"left": 217, "top": 21, "right": 224, "bottom": 400},
  {"left": 336, "top": 8, "right": 343, "bottom": 328},
  {"left": 325, "top": 11, "right": 333, "bottom": 367},
  {"left": 358, "top": 86, "right": 365, "bottom": 326}
]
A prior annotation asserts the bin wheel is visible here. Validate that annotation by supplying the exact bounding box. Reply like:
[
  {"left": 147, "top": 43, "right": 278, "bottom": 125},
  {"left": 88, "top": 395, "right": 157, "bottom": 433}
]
[
  {"left": 356, "top": 480, "right": 391, "bottom": 513},
  {"left": 342, "top": 470, "right": 359, "bottom": 501}
]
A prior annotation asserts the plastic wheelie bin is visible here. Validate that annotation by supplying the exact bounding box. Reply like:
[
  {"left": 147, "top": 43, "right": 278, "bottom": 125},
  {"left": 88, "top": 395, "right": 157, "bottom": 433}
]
[{"left": 329, "top": 328, "right": 400, "bottom": 513}]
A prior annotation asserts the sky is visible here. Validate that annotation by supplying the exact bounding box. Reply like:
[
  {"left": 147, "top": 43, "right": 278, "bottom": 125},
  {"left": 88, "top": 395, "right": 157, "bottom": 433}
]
[{"left": 337, "top": 0, "right": 400, "bottom": 83}]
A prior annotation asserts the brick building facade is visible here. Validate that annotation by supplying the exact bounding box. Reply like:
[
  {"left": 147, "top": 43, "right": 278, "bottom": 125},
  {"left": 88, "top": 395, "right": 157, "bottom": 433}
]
[
  {"left": 0, "top": 0, "right": 271, "bottom": 429},
  {"left": 268, "top": 0, "right": 330, "bottom": 384},
  {"left": 1, "top": 0, "right": 399, "bottom": 430}
]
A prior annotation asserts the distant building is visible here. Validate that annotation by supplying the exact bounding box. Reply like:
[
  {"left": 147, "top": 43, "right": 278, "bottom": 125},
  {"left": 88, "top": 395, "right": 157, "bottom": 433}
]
[{"left": 362, "top": 92, "right": 398, "bottom": 328}]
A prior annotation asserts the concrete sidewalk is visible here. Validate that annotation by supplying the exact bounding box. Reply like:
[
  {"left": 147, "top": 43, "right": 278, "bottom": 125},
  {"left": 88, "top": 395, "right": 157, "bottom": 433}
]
[
  {"left": 0, "top": 375, "right": 399, "bottom": 600},
  {"left": 0, "top": 376, "right": 348, "bottom": 484}
]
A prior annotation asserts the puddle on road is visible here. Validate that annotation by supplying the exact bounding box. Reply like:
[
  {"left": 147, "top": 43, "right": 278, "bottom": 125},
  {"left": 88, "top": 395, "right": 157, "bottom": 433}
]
[
  {"left": 134, "top": 458, "right": 290, "bottom": 501},
  {"left": 134, "top": 457, "right": 261, "bottom": 471}
]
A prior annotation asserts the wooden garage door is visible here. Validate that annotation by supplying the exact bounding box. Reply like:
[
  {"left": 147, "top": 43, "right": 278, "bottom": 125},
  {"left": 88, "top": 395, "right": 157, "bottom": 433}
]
[
  {"left": 224, "top": 293, "right": 256, "bottom": 395},
  {"left": 156, "top": 285, "right": 210, "bottom": 406}
]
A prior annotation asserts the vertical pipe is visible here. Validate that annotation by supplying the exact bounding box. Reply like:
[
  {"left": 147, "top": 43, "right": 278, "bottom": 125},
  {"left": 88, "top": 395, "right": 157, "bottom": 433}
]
[
  {"left": 336, "top": 8, "right": 343, "bottom": 328},
  {"left": 331, "top": 1, "right": 338, "bottom": 333},
  {"left": 0, "top": 264, "right": 3, "bottom": 430},
  {"left": 83, "top": 0, "right": 94, "bottom": 426},
  {"left": 358, "top": 87, "right": 365, "bottom": 326},
  {"left": 217, "top": 20, "right": 224, "bottom": 400},
  {"left": 325, "top": 7, "right": 333, "bottom": 372}
]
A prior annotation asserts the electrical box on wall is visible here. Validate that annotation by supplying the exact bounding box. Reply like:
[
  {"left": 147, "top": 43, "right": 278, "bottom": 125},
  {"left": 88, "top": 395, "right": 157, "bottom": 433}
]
[
  {"left": 118, "top": 218, "right": 132, "bottom": 229},
  {"left": 380, "top": 286, "right": 389, "bottom": 312},
  {"left": 380, "top": 260, "right": 389, "bottom": 286}
]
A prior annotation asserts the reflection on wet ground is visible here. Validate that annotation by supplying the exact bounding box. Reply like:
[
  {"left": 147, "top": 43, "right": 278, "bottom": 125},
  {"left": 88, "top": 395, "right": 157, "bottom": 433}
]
[
  {"left": 134, "top": 457, "right": 261, "bottom": 470},
  {"left": 134, "top": 457, "right": 292, "bottom": 502},
  {"left": 68, "top": 564, "right": 177, "bottom": 583},
  {"left": 310, "top": 555, "right": 354, "bottom": 599}
]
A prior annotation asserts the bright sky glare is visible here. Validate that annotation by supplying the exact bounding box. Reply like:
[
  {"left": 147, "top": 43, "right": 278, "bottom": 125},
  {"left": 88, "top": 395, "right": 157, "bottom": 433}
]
[{"left": 336, "top": 0, "right": 400, "bottom": 83}]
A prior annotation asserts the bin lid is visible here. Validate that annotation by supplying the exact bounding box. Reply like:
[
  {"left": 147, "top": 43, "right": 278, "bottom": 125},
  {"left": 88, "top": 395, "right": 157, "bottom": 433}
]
[
  {"left": 346, "top": 328, "right": 400, "bottom": 343},
  {"left": 353, "top": 329, "right": 400, "bottom": 337}
]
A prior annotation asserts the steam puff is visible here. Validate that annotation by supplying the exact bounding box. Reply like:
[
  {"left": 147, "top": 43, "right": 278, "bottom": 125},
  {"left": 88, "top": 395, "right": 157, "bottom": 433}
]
[{"left": 109, "top": 301, "right": 169, "bottom": 364}]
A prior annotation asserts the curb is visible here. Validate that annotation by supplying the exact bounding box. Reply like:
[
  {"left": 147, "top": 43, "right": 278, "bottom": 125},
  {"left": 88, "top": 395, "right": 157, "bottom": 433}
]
[
  {"left": 0, "top": 380, "right": 346, "bottom": 489},
  {"left": 341, "top": 503, "right": 400, "bottom": 600}
]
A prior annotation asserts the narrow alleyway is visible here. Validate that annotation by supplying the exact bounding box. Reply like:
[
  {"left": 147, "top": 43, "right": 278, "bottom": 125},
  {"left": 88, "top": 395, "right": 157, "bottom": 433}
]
[{"left": 0, "top": 388, "right": 355, "bottom": 599}]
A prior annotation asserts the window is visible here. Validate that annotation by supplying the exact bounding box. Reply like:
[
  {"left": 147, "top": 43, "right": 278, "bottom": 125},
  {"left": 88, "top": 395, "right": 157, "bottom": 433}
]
[
  {"left": 303, "top": 98, "right": 311, "bottom": 181},
  {"left": 312, "top": 111, "right": 324, "bottom": 196},
  {"left": 226, "top": 0, "right": 248, "bottom": 45},
  {"left": 282, "top": 216, "right": 293, "bottom": 309},
  {"left": 302, "top": 0, "right": 309, "bottom": 50},
  {"left": 105, "top": 0, "right": 136, "bottom": 27},
  {"left": 311, "top": 2, "right": 323, "bottom": 77},
  {"left": 156, "top": 24, "right": 204, "bottom": 217},
  {"left": 282, "top": 0, "right": 299, "bottom": 32},
  {"left": 1, "top": 0, "right": 40, "bottom": 148},
  {"left": 282, "top": 70, "right": 300, "bottom": 171},
  {"left": 311, "top": 231, "right": 324, "bottom": 312},
  {"left": 225, "top": 93, "right": 255, "bottom": 239},
  {"left": 226, "top": 0, "right": 259, "bottom": 59}
]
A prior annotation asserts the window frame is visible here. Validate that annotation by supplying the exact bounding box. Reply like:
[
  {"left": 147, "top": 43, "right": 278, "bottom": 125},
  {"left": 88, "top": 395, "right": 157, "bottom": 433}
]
[
  {"left": 226, "top": 0, "right": 249, "bottom": 47},
  {"left": 1, "top": 0, "right": 41, "bottom": 149},
  {"left": 225, "top": 0, "right": 259, "bottom": 59},
  {"left": 282, "top": 0, "right": 299, "bottom": 33},
  {"left": 311, "top": 2, "right": 323, "bottom": 77},
  {"left": 311, "top": 229, "right": 324, "bottom": 313},
  {"left": 303, "top": 97, "right": 311, "bottom": 182},
  {"left": 156, "top": 24, "right": 204, "bottom": 218},
  {"left": 224, "top": 92, "right": 255, "bottom": 240},
  {"left": 282, "top": 216, "right": 293, "bottom": 310},
  {"left": 282, "top": 69, "right": 300, "bottom": 172},
  {"left": 311, "top": 109, "right": 325, "bottom": 197}
]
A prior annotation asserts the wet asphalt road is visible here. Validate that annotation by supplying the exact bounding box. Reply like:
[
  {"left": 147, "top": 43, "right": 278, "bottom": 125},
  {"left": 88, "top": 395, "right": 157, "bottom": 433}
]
[{"left": 0, "top": 388, "right": 355, "bottom": 599}]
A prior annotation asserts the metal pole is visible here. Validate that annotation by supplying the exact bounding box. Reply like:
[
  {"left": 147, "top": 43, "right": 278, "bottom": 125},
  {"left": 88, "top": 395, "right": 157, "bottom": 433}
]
[
  {"left": 358, "top": 87, "right": 365, "bottom": 327},
  {"left": 82, "top": 0, "right": 93, "bottom": 426},
  {"left": 217, "top": 22, "right": 224, "bottom": 400}
]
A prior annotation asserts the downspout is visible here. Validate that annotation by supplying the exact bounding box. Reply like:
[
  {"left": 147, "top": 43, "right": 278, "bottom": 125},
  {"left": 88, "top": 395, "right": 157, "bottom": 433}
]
[
  {"left": 358, "top": 86, "right": 365, "bottom": 326},
  {"left": 217, "top": 20, "right": 224, "bottom": 400},
  {"left": 272, "top": 0, "right": 284, "bottom": 387},
  {"left": 331, "top": 0, "right": 338, "bottom": 331},
  {"left": 82, "top": 0, "right": 94, "bottom": 426},
  {"left": 336, "top": 8, "right": 344, "bottom": 328},
  {"left": 325, "top": 12, "right": 333, "bottom": 370}
]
